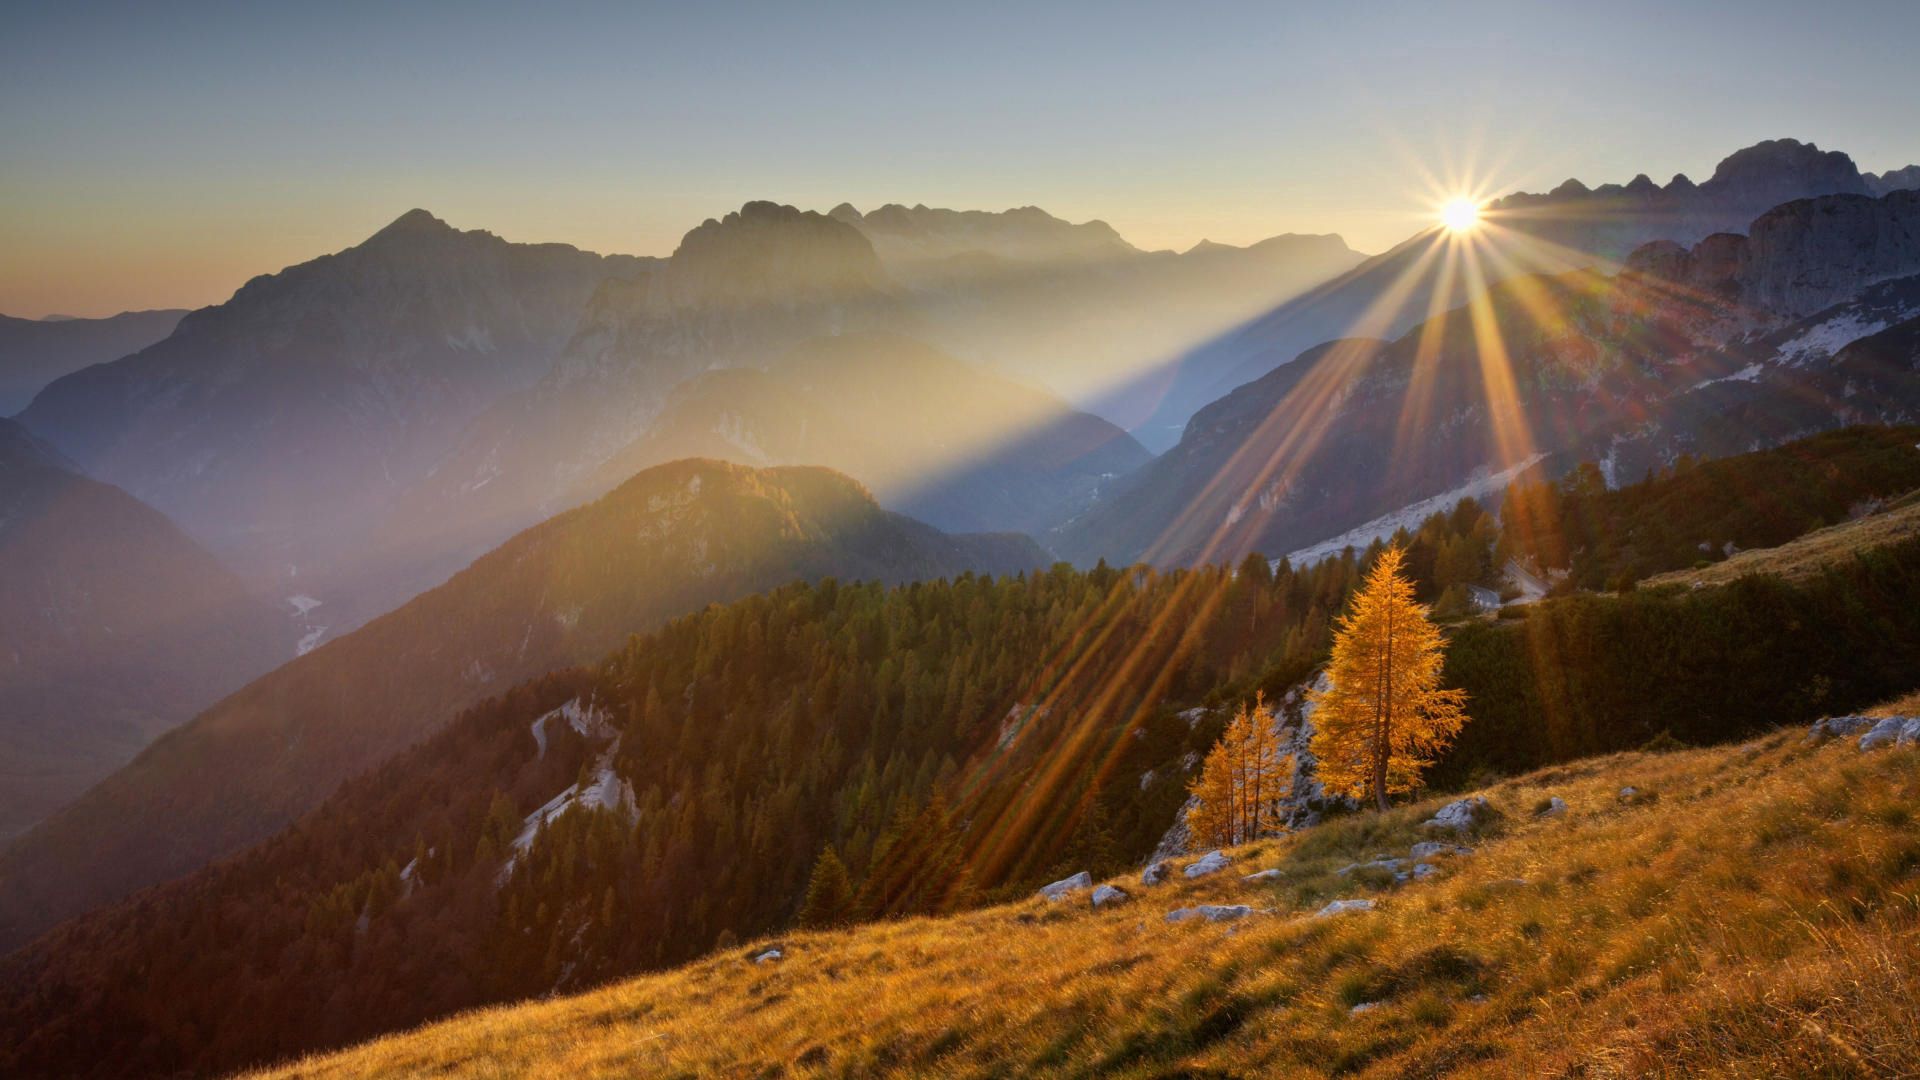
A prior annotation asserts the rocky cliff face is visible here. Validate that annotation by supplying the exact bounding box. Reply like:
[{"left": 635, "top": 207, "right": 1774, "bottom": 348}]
[{"left": 1626, "top": 190, "right": 1920, "bottom": 317}]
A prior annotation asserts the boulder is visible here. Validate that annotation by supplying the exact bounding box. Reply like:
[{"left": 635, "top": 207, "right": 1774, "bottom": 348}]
[
  {"left": 1805, "top": 715, "right": 1878, "bottom": 744},
  {"left": 1037, "top": 871, "right": 1092, "bottom": 902},
  {"left": 1617, "top": 786, "right": 1641, "bottom": 803},
  {"left": 1859, "top": 716, "right": 1910, "bottom": 751},
  {"left": 1091, "top": 884, "right": 1129, "bottom": 909},
  {"left": 1166, "top": 904, "right": 1256, "bottom": 923},
  {"left": 1537, "top": 796, "right": 1567, "bottom": 818},
  {"left": 750, "top": 947, "right": 784, "bottom": 964},
  {"left": 1183, "top": 851, "right": 1232, "bottom": 879},
  {"left": 1410, "top": 841, "right": 1473, "bottom": 860},
  {"left": 1900, "top": 719, "right": 1920, "bottom": 748},
  {"left": 1141, "top": 860, "right": 1172, "bottom": 886},
  {"left": 1314, "top": 898, "right": 1375, "bottom": 918},
  {"left": 1411, "top": 863, "right": 1440, "bottom": 881},
  {"left": 1349, "top": 1002, "right": 1379, "bottom": 1015},
  {"left": 1242, "top": 869, "right": 1284, "bottom": 883},
  {"left": 1421, "top": 797, "right": 1490, "bottom": 834}
]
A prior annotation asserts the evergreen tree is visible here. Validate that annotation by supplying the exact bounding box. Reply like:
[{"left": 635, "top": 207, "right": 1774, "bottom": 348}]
[
  {"left": 797, "top": 846, "right": 855, "bottom": 928},
  {"left": 1310, "top": 545, "right": 1469, "bottom": 810}
]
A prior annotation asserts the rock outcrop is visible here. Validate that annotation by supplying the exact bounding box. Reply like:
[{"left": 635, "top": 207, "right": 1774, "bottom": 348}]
[
  {"left": 1420, "top": 797, "right": 1492, "bottom": 834},
  {"left": 1183, "top": 851, "right": 1232, "bottom": 879},
  {"left": 1037, "top": 872, "right": 1093, "bottom": 902}
]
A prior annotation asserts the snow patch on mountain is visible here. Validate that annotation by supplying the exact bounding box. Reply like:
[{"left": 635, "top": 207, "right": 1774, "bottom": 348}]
[
  {"left": 1282, "top": 455, "right": 1546, "bottom": 567},
  {"left": 1776, "top": 312, "right": 1894, "bottom": 366}
]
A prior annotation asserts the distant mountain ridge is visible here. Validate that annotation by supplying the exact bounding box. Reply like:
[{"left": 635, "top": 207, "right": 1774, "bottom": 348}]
[
  {"left": 1058, "top": 187, "right": 1920, "bottom": 568},
  {"left": 578, "top": 333, "right": 1151, "bottom": 536},
  {"left": 0, "top": 458, "right": 1045, "bottom": 952},
  {"left": 1123, "top": 138, "right": 1918, "bottom": 446},
  {"left": 17, "top": 211, "right": 650, "bottom": 636},
  {"left": 0, "top": 308, "right": 185, "bottom": 415},
  {"left": 0, "top": 417, "right": 288, "bottom": 841}
]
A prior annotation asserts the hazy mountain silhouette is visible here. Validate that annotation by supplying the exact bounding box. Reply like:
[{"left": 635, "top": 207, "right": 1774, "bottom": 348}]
[
  {"left": 0, "top": 417, "right": 288, "bottom": 840},
  {"left": 0, "top": 309, "right": 184, "bottom": 414}
]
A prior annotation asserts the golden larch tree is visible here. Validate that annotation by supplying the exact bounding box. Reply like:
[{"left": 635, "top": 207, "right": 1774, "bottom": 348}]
[
  {"left": 1310, "top": 545, "right": 1469, "bottom": 810},
  {"left": 1186, "top": 693, "right": 1292, "bottom": 847}
]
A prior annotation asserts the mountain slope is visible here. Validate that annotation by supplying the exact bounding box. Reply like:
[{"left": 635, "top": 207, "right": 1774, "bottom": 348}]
[
  {"left": 245, "top": 722, "right": 1920, "bottom": 1079},
  {"left": 16, "top": 211, "right": 649, "bottom": 634},
  {"left": 0, "top": 418, "right": 287, "bottom": 840},
  {"left": 10, "top": 504, "right": 1920, "bottom": 1078},
  {"left": 0, "top": 309, "right": 184, "bottom": 415},
  {"left": 580, "top": 333, "right": 1151, "bottom": 535},
  {"left": 0, "top": 460, "right": 1045, "bottom": 952},
  {"left": 377, "top": 202, "right": 906, "bottom": 601},
  {"left": 1058, "top": 189, "right": 1920, "bottom": 569},
  {"left": 1125, "top": 138, "right": 1902, "bottom": 446},
  {"left": 0, "top": 542, "right": 1396, "bottom": 1077}
]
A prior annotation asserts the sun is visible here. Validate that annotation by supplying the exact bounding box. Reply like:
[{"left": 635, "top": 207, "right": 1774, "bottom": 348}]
[{"left": 1439, "top": 196, "right": 1482, "bottom": 233}]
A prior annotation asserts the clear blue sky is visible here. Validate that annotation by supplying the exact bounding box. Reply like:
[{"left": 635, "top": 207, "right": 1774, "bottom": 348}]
[{"left": 4, "top": 0, "right": 1917, "bottom": 316}]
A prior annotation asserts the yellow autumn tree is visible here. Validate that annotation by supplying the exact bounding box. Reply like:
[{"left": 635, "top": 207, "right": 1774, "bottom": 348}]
[
  {"left": 1186, "top": 693, "right": 1291, "bottom": 847},
  {"left": 1310, "top": 545, "right": 1469, "bottom": 811}
]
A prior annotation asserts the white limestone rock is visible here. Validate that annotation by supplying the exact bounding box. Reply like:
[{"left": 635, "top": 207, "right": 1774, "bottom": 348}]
[
  {"left": 1421, "top": 796, "right": 1490, "bottom": 834},
  {"left": 1166, "top": 904, "right": 1257, "bottom": 923},
  {"left": 1183, "top": 850, "right": 1232, "bottom": 879},
  {"left": 1314, "top": 898, "right": 1375, "bottom": 918},
  {"left": 1037, "top": 871, "right": 1092, "bottom": 902}
]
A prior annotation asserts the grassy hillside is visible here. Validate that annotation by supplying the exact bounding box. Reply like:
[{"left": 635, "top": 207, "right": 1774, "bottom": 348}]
[
  {"left": 1503, "top": 424, "right": 1920, "bottom": 590},
  {"left": 1645, "top": 489, "right": 1920, "bottom": 588},
  {"left": 256, "top": 714, "right": 1920, "bottom": 1079}
]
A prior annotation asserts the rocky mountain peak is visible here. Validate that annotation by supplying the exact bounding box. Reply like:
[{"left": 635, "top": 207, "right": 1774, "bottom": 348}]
[
  {"left": 666, "top": 201, "right": 885, "bottom": 307},
  {"left": 1700, "top": 138, "right": 1868, "bottom": 198},
  {"left": 366, "top": 207, "right": 459, "bottom": 242}
]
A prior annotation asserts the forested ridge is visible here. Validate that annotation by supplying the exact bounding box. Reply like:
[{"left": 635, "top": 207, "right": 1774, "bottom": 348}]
[{"left": 1503, "top": 424, "right": 1920, "bottom": 589}]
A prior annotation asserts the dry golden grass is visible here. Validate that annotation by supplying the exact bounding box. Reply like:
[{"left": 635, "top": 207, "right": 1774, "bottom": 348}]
[
  {"left": 1646, "top": 492, "right": 1920, "bottom": 589},
  {"left": 256, "top": 726, "right": 1920, "bottom": 1079}
]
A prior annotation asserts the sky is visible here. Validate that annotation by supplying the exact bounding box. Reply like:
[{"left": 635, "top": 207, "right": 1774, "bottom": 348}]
[{"left": 4, "top": 0, "right": 1918, "bottom": 318}]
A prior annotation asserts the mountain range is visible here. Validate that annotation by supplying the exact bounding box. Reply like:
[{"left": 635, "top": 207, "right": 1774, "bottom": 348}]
[
  {"left": 1124, "top": 138, "right": 1919, "bottom": 448},
  {"left": 0, "top": 459, "right": 1044, "bottom": 952},
  {"left": 5, "top": 135, "right": 1920, "bottom": 1077},
  {"left": 1059, "top": 187, "right": 1920, "bottom": 567},
  {"left": 17, "top": 212, "right": 651, "bottom": 636}
]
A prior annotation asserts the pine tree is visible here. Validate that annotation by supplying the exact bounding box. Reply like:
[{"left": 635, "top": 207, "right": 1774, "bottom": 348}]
[
  {"left": 797, "top": 845, "right": 855, "bottom": 928},
  {"left": 1186, "top": 693, "right": 1290, "bottom": 847},
  {"left": 1310, "top": 545, "right": 1469, "bottom": 810}
]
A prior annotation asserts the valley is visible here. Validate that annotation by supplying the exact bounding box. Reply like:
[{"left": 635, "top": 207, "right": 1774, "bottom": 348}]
[{"left": 5, "top": 21, "right": 1920, "bottom": 1073}]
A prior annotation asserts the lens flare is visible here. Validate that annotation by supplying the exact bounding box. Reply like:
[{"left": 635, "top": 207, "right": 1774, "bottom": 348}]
[{"left": 1439, "top": 197, "right": 1482, "bottom": 232}]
